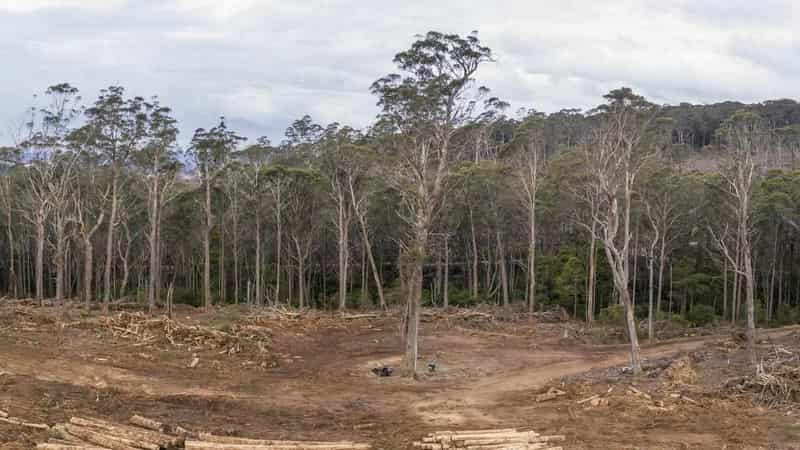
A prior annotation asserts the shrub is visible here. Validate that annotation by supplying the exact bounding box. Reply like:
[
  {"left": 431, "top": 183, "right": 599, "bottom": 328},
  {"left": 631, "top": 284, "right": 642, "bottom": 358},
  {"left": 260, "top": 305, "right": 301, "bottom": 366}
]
[
  {"left": 669, "top": 314, "right": 690, "bottom": 328},
  {"left": 172, "top": 288, "right": 202, "bottom": 307},
  {"left": 775, "top": 304, "right": 800, "bottom": 326},
  {"left": 598, "top": 304, "right": 625, "bottom": 326},
  {"left": 686, "top": 304, "right": 716, "bottom": 327}
]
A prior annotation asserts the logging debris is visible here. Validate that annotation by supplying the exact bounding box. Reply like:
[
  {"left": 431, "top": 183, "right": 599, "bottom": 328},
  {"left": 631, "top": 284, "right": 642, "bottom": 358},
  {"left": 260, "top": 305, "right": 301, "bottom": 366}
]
[
  {"left": 412, "top": 428, "right": 565, "bottom": 449},
  {"left": 37, "top": 415, "right": 373, "bottom": 450}
]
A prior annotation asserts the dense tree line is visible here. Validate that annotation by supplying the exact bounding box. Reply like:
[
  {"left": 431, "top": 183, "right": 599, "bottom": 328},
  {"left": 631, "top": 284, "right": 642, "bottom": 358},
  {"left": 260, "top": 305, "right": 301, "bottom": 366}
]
[{"left": 3, "top": 32, "right": 800, "bottom": 374}]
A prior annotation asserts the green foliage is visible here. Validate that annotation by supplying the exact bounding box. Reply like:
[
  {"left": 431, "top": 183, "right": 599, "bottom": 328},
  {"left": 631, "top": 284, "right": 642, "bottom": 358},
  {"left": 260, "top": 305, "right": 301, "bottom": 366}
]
[
  {"left": 598, "top": 304, "right": 625, "bottom": 326},
  {"left": 686, "top": 304, "right": 716, "bottom": 327},
  {"left": 172, "top": 288, "right": 202, "bottom": 307},
  {"left": 669, "top": 314, "right": 690, "bottom": 328},
  {"left": 775, "top": 304, "right": 800, "bottom": 326}
]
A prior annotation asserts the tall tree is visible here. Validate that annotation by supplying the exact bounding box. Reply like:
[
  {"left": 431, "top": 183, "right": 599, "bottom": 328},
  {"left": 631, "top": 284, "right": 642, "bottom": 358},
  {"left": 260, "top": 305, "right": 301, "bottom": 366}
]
[
  {"left": 582, "top": 88, "right": 659, "bottom": 374},
  {"left": 371, "top": 31, "right": 495, "bottom": 375},
  {"left": 710, "top": 111, "right": 771, "bottom": 367},
  {"left": 78, "top": 86, "right": 145, "bottom": 311},
  {"left": 189, "top": 118, "right": 246, "bottom": 311}
]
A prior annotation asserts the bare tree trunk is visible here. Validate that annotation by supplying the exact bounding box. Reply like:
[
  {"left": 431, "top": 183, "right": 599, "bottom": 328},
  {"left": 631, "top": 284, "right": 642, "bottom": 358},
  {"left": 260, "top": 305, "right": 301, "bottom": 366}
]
[
  {"left": 527, "top": 205, "right": 536, "bottom": 314},
  {"left": 117, "top": 222, "right": 132, "bottom": 299},
  {"left": 6, "top": 201, "right": 16, "bottom": 298},
  {"left": 255, "top": 213, "right": 261, "bottom": 305},
  {"left": 55, "top": 219, "right": 66, "bottom": 304},
  {"left": 648, "top": 242, "right": 656, "bottom": 343},
  {"left": 587, "top": 230, "right": 597, "bottom": 323},
  {"left": 443, "top": 237, "right": 449, "bottom": 308},
  {"left": 470, "top": 207, "right": 478, "bottom": 299},
  {"left": 233, "top": 206, "right": 240, "bottom": 304},
  {"left": 103, "top": 169, "right": 119, "bottom": 311},
  {"left": 203, "top": 166, "right": 212, "bottom": 311},
  {"left": 349, "top": 182, "right": 385, "bottom": 308},
  {"left": 83, "top": 241, "right": 93, "bottom": 307},
  {"left": 656, "top": 237, "right": 666, "bottom": 319},
  {"left": 497, "top": 231, "right": 509, "bottom": 309},
  {"left": 35, "top": 218, "right": 45, "bottom": 303},
  {"left": 147, "top": 174, "right": 159, "bottom": 312},
  {"left": 275, "top": 191, "right": 282, "bottom": 303},
  {"left": 337, "top": 198, "right": 349, "bottom": 311}
]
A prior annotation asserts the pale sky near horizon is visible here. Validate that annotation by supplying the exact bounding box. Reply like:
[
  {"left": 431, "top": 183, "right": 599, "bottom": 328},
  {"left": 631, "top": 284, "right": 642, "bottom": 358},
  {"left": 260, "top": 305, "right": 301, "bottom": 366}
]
[{"left": 0, "top": 0, "right": 798, "bottom": 145}]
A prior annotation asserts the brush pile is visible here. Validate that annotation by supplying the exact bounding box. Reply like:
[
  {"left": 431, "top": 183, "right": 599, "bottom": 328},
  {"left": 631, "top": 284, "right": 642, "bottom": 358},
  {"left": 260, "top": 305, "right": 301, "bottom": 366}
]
[
  {"left": 727, "top": 345, "right": 800, "bottom": 408},
  {"left": 94, "top": 312, "right": 273, "bottom": 356},
  {"left": 38, "top": 415, "right": 372, "bottom": 450},
  {"left": 412, "top": 428, "right": 565, "bottom": 450}
]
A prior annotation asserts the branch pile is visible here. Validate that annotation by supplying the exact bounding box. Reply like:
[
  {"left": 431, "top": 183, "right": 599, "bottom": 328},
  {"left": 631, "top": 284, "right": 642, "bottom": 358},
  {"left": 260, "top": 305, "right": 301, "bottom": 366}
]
[
  {"left": 727, "top": 346, "right": 800, "bottom": 408},
  {"left": 412, "top": 428, "right": 565, "bottom": 450},
  {"left": 38, "top": 415, "right": 372, "bottom": 450},
  {"left": 96, "top": 312, "right": 273, "bottom": 356}
]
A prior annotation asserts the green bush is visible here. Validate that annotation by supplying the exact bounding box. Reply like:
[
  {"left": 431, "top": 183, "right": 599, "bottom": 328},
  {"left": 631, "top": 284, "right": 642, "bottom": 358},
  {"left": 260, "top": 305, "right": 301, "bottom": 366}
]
[
  {"left": 669, "top": 314, "right": 690, "bottom": 328},
  {"left": 172, "top": 288, "right": 202, "bottom": 307},
  {"left": 686, "top": 304, "right": 716, "bottom": 326},
  {"left": 598, "top": 304, "right": 625, "bottom": 326},
  {"left": 775, "top": 304, "right": 800, "bottom": 326}
]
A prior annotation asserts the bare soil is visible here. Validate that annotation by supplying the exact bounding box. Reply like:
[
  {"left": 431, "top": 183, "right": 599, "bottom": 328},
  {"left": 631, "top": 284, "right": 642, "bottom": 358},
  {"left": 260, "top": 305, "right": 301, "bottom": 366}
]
[{"left": 0, "top": 301, "right": 798, "bottom": 449}]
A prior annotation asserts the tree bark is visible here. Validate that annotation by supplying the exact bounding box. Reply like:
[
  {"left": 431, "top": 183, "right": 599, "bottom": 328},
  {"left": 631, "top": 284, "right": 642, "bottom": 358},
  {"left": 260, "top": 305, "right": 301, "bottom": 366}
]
[
  {"left": 35, "top": 218, "right": 45, "bottom": 303},
  {"left": 203, "top": 164, "right": 212, "bottom": 311},
  {"left": 103, "top": 168, "right": 119, "bottom": 311}
]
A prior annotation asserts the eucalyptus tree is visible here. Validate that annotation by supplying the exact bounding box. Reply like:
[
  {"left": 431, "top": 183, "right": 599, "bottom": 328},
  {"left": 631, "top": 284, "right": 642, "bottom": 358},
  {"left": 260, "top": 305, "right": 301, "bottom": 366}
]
[
  {"left": 189, "top": 118, "right": 246, "bottom": 310},
  {"left": 281, "top": 166, "right": 324, "bottom": 308},
  {"left": 508, "top": 111, "right": 548, "bottom": 313},
  {"left": 236, "top": 138, "right": 272, "bottom": 304},
  {"left": 135, "top": 100, "right": 179, "bottom": 311},
  {"left": 582, "top": 88, "right": 660, "bottom": 374},
  {"left": 710, "top": 111, "right": 772, "bottom": 366},
  {"left": 20, "top": 83, "right": 82, "bottom": 303},
  {"left": 371, "top": 31, "right": 496, "bottom": 375},
  {"left": 346, "top": 139, "right": 388, "bottom": 308},
  {"left": 73, "top": 165, "right": 106, "bottom": 308},
  {"left": 77, "top": 86, "right": 146, "bottom": 310},
  {"left": 320, "top": 125, "right": 372, "bottom": 310}
]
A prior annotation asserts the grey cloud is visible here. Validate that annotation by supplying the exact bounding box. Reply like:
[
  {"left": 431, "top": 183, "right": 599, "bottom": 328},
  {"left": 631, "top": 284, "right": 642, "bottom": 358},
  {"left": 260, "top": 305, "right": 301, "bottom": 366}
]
[{"left": 0, "top": 0, "right": 798, "bottom": 146}]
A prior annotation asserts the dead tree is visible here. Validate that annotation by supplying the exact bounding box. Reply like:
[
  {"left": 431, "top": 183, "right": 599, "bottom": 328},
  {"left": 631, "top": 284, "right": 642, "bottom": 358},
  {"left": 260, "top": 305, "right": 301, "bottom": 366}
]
[{"left": 709, "top": 111, "right": 771, "bottom": 367}]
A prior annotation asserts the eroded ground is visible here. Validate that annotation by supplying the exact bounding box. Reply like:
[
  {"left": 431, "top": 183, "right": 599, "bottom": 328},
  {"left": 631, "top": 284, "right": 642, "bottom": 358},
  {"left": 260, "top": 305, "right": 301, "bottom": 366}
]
[{"left": 0, "top": 301, "right": 798, "bottom": 449}]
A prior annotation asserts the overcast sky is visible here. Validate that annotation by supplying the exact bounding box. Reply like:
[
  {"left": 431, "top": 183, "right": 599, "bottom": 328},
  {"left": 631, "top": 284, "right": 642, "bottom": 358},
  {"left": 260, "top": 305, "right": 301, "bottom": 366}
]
[{"left": 0, "top": 0, "right": 798, "bottom": 145}]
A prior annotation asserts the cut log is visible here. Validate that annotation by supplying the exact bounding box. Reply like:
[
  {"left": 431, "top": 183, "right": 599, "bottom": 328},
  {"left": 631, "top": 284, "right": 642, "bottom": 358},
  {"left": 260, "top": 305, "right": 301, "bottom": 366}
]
[
  {"left": 0, "top": 416, "right": 49, "bottom": 429},
  {"left": 128, "top": 415, "right": 164, "bottom": 433},
  {"left": 185, "top": 441, "right": 371, "bottom": 450},
  {"left": 69, "top": 417, "right": 182, "bottom": 448},
  {"left": 576, "top": 394, "right": 600, "bottom": 404},
  {"left": 63, "top": 424, "right": 156, "bottom": 450},
  {"left": 0, "top": 409, "right": 7, "bottom": 418},
  {"left": 534, "top": 388, "right": 566, "bottom": 402},
  {"left": 190, "top": 434, "right": 366, "bottom": 447},
  {"left": 36, "top": 444, "right": 110, "bottom": 450}
]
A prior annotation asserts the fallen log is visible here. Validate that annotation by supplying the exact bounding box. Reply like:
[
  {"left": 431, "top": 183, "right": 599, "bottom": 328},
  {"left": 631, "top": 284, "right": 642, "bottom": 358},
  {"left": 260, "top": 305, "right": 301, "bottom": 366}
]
[
  {"left": 69, "top": 417, "right": 183, "bottom": 448},
  {"left": 128, "top": 416, "right": 164, "bottom": 433},
  {"left": 534, "top": 388, "right": 566, "bottom": 402},
  {"left": 0, "top": 416, "right": 50, "bottom": 429},
  {"left": 186, "top": 442, "right": 371, "bottom": 450},
  {"left": 63, "top": 424, "right": 157, "bottom": 450},
  {"left": 36, "top": 444, "right": 110, "bottom": 450}
]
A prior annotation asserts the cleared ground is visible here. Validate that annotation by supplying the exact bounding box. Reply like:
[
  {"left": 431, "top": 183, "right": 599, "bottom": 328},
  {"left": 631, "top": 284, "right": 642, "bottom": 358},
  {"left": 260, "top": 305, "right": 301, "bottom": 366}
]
[{"left": 0, "top": 301, "right": 798, "bottom": 449}]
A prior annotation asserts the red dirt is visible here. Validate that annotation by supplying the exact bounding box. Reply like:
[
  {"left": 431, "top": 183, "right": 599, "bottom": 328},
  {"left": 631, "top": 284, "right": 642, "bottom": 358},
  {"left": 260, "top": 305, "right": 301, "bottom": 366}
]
[{"left": 0, "top": 302, "right": 798, "bottom": 449}]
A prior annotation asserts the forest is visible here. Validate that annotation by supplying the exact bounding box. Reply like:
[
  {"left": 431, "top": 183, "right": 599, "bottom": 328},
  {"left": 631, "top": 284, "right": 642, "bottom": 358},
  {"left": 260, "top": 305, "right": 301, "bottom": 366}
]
[{"left": 3, "top": 31, "right": 800, "bottom": 376}]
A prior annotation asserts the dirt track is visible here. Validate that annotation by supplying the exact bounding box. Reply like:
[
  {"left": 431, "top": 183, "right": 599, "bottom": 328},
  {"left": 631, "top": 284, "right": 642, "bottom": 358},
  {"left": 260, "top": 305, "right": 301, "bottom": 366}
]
[{"left": 0, "top": 305, "right": 798, "bottom": 449}]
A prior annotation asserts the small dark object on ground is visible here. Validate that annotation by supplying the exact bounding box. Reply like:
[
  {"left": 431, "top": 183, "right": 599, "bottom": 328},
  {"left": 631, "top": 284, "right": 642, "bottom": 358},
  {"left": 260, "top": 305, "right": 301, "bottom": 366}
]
[
  {"left": 428, "top": 362, "right": 436, "bottom": 372},
  {"left": 372, "top": 366, "right": 393, "bottom": 377}
]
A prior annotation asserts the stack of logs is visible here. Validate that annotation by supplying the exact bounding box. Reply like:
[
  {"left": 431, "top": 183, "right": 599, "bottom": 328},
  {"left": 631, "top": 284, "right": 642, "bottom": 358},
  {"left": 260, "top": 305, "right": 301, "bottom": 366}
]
[
  {"left": 413, "top": 429, "right": 565, "bottom": 450},
  {"left": 37, "top": 415, "right": 372, "bottom": 450}
]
